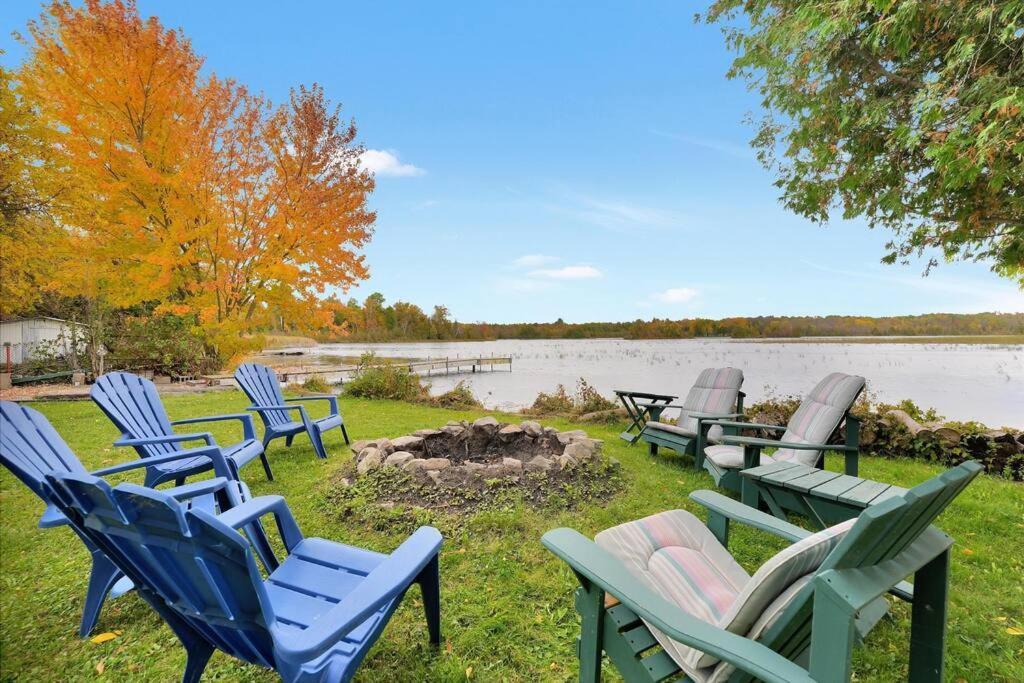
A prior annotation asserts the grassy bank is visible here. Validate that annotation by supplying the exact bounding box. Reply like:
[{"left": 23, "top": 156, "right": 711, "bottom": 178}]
[{"left": 1, "top": 393, "right": 1022, "bottom": 681}]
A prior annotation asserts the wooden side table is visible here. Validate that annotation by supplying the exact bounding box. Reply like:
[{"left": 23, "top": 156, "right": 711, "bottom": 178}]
[{"left": 740, "top": 461, "right": 907, "bottom": 529}]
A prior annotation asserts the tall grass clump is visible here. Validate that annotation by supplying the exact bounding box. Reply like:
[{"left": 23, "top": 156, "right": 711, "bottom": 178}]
[
  {"left": 344, "top": 352, "right": 423, "bottom": 401},
  {"left": 527, "top": 378, "right": 616, "bottom": 417}
]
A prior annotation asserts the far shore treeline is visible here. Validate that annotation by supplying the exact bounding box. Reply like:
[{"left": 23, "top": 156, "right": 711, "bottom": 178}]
[{"left": 323, "top": 297, "right": 1023, "bottom": 342}]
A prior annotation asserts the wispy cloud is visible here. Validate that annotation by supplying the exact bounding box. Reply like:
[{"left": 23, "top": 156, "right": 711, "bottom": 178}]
[
  {"left": 652, "top": 287, "right": 699, "bottom": 303},
  {"left": 651, "top": 128, "right": 752, "bottom": 159},
  {"left": 512, "top": 254, "right": 559, "bottom": 268},
  {"left": 359, "top": 149, "right": 425, "bottom": 177},
  {"left": 530, "top": 265, "right": 603, "bottom": 280},
  {"left": 550, "top": 192, "right": 685, "bottom": 232}
]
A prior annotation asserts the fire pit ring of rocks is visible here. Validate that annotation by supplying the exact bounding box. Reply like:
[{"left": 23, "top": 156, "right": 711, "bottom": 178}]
[{"left": 349, "top": 416, "right": 614, "bottom": 492}]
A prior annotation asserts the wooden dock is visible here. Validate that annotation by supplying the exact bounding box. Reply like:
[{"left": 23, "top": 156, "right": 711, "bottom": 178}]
[{"left": 204, "top": 356, "right": 512, "bottom": 386}]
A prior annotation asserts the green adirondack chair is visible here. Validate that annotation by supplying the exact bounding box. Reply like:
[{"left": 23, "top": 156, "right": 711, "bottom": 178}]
[
  {"left": 702, "top": 373, "right": 865, "bottom": 507},
  {"left": 630, "top": 368, "right": 746, "bottom": 470},
  {"left": 542, "top": 460, "right": 982, "bottom": 683}
]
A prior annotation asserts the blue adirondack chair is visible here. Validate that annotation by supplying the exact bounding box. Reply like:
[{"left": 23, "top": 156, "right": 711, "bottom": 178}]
[
  {"left": 91, "top": 371, "right": 273, "bottom": 483},
  {"left": 44, "top": 468, "right": 442, "bottom": 683},
  {"left": 235, "top": 363, "right": 349, "bottom": 461},
  {"left": 0, "top": 400, "right": 245, "bottom": 637}
]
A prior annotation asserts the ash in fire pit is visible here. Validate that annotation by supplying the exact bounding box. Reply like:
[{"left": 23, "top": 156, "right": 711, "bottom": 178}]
[{"left": 344, "top": 417, "right": 620, "bottom": 509}]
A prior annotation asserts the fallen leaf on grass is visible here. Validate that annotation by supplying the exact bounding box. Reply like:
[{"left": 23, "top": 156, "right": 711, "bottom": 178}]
[
  {"left": 465, "top": 666, "right": 473, "bottom": 679},
  {"left": 90, "top": 632, "right": 117, "bottom": 645},
  {"left": 961, "top": 548, "right": 974, "bottom": 556},
  {"left": 95, "top": 661, "right": 105, "bottom": 674},
  {"left": 1007, "top": 626, "right": 1024, "bottom": 636}
]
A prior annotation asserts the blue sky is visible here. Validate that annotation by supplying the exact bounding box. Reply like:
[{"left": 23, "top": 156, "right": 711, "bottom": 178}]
[{"left": 4, "top": 1, "right": 1022, "bottom": 323}]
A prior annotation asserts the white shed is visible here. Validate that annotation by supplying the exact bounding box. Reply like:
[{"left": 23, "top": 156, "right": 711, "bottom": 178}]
[{"left": 0, "top": 317, "right": 89, "bottom": 365}]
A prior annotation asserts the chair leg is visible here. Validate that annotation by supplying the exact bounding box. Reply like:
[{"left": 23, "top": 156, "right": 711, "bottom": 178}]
[
  {"left": 285, "top": 434, "right": 295, "bottom": 447},
  {"left": 78, "top": 551, "right": 125, "bottom": 637},
  {"left": 181, "top": 638, "right": 215, "bottom": 683},
  {"left": 417, "top": 555, "right": 441, "bottom": 646},
  {"left": 174, "top": 477, "right": 186, "bottom": 487},
  {"left": 260, "top": 452, "right": 274, "bottom": 481},
  {"left": 340, "top": 422, "right": 350, "bottom": 445},
  {"left": 908, "top": 549, "right": 950, "bottom": 682},
  {"left": 576, "top": 584, "right": 605, "bottom": 683},
  {"left": 308, "top": 427, "right": 329, "bottom": 460},
  {"left": 648, "top": 442, "right": 658, "bottom": 456}
]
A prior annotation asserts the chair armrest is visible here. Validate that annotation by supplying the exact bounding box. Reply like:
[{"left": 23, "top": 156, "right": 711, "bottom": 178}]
[
  {"left": 719, "top": 435, "right": 858, "bottom": 452},
  {"left": 702, "top": 420, "right": 786, "bottom": 431},
  {"left": 248, "top": 404, "right": 307, "bottom": 415},
  {"left": 272, "top": 526, "right": 443, "bottom": 661},
  {"left": 91, "top": 445, "right": 235, "bottom": 480},
  {"left": 161, "top": 477, "right": 234, "bottom": 503},
  {"left": 285, "top": 395, "right": 339, "bottom": 415},
  {"left": 614, "top": 389, "right": 677, "bottom": 401},
  {"left": 115, "top": 432, "right": 215, "bottom": 448},
  {"left": 38, "top": 504, "right": 70, "bottom": 529},
  {"left": 635, "top": 401, "right": 689, "bottom": 410},
  {"left": 691, "top": 411, "right": 743, "bottom": 420},
  {"left": 215, "top": 495, "right": 304, "bottom": 550},
  {"left": 541, "top": 528, "right": 814, "bottom": 683},
  {"left": 689, "top": 490, "right": 810, "bottom": 543},
  {"left": 172, "top": 413, "right": 257, "bottom": 441}
]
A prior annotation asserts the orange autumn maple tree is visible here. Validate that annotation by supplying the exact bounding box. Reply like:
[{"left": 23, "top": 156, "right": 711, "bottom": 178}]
[{"left": 14, "top": 0, "right": 374, "bottom": 354}]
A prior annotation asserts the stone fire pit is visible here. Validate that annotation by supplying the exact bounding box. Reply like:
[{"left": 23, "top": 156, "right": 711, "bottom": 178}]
[
  {"left": 352, "top": 416, "right": 608, "bottom": 484},
  {"left": 341, "top": 417, "right": 620, "bottom": 511}
]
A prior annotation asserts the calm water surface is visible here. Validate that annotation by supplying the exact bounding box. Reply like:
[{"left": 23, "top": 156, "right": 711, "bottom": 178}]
[{"left": 302, "top": 338, "right": 1023, "bottom": 427}]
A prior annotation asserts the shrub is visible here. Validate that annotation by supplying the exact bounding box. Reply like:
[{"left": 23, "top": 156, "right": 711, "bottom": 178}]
[
  {"left": 526, "top": 378, "right": 616, "bottom": 417},
  {"left": 344, "top": 352, "right": 423, "bottom": 401},
  {"left": 301, "top": 375, "right": 331, "bottom": 393},
  {"left": 573, "top": 378, "right": 616, "bottom": 414},
  {"left": 528, "top": 384, "right": 575, "bottom": 415},
  {"left": 108, "top": 313, "right": 216, "bottom": 376},
  {"left": 420, "top": 381, "right": 482, "bottom": 410}
]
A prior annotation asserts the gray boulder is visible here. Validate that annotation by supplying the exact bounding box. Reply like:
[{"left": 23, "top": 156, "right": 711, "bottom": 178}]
[
  {"left": 390, "top": 435, "right": 424, "bottom": 452},
  {"left": 357, "top": 449, "right": 383, "bottom": 474},
  {"left": 519, "top": 420, "right": 544, "bottom": 437},
  {"left": 526, "top": 455, "right": 553, "bottom": 472},
  {"left": 384, "top": 450, "right": 415, "bottom": 468}
]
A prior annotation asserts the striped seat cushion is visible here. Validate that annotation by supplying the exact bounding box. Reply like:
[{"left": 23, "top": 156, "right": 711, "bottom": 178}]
[
  {"left": 773, "top": 373, "right": 865, "bottom": 466},
  {"left": 594, "top": 510, "right": 749, "bottom": 677},
  {"left": 645, "top": 421, "right": 697, "bottom": 438},
  {"left": 703, "top": 444, "right": 774, "bottom": 469},
  {"left": 675, "top": 368, "right": 744, "bottom": 441},
  {"left": 596, "top": 511, "right": 855, "bottom": 680}
]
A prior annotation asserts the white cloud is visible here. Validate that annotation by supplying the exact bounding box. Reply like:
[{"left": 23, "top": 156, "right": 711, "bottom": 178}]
[
  {"left": 358, "top": 149, "right": 425, "bottom": 177},
  {"left": 530, "top": 265, "right": 603, "bottom": 280},
  {"left": 652, "top": 287, "right": 699, "bottom": 304},
  {"left": 512, "top": 254, "right": 559, "bottom": 268}
]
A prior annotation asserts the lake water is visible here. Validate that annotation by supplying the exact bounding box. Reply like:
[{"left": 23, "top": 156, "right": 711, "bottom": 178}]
[{"left": 300, "top": 338, "right": 1023, "bottom": 427}]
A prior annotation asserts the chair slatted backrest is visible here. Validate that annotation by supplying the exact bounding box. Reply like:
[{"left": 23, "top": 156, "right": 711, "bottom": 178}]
[
  {"left": 234, "top": 364, "right": 291, "bottom": 428},
  {"left": 773, "top": 373, "right": 866, "bottom": 466},
  {"left": 0, "top": 401, "right": 87, "bottom": 501},
  {"left": 749, "top": 461, "right": 982, "bottom": 674},
  {"left": 91, "top": 372, "right": 178, "bottom": 458},
  {"left": 48, "top": 472, "right": 276, "bottom": 666},
  {"left": 676, "top": 368, "right": 744, "bottom": 440}
]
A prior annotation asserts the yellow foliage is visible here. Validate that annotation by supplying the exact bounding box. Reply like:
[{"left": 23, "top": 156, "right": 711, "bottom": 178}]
[{"left": 14, "top": 0, "right": 373, "bottom": 332}]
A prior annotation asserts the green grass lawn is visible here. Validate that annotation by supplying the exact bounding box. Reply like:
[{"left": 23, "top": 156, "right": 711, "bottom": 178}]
[{"left": 1, "top": 392, "right": 1022, "bottom": 682}]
